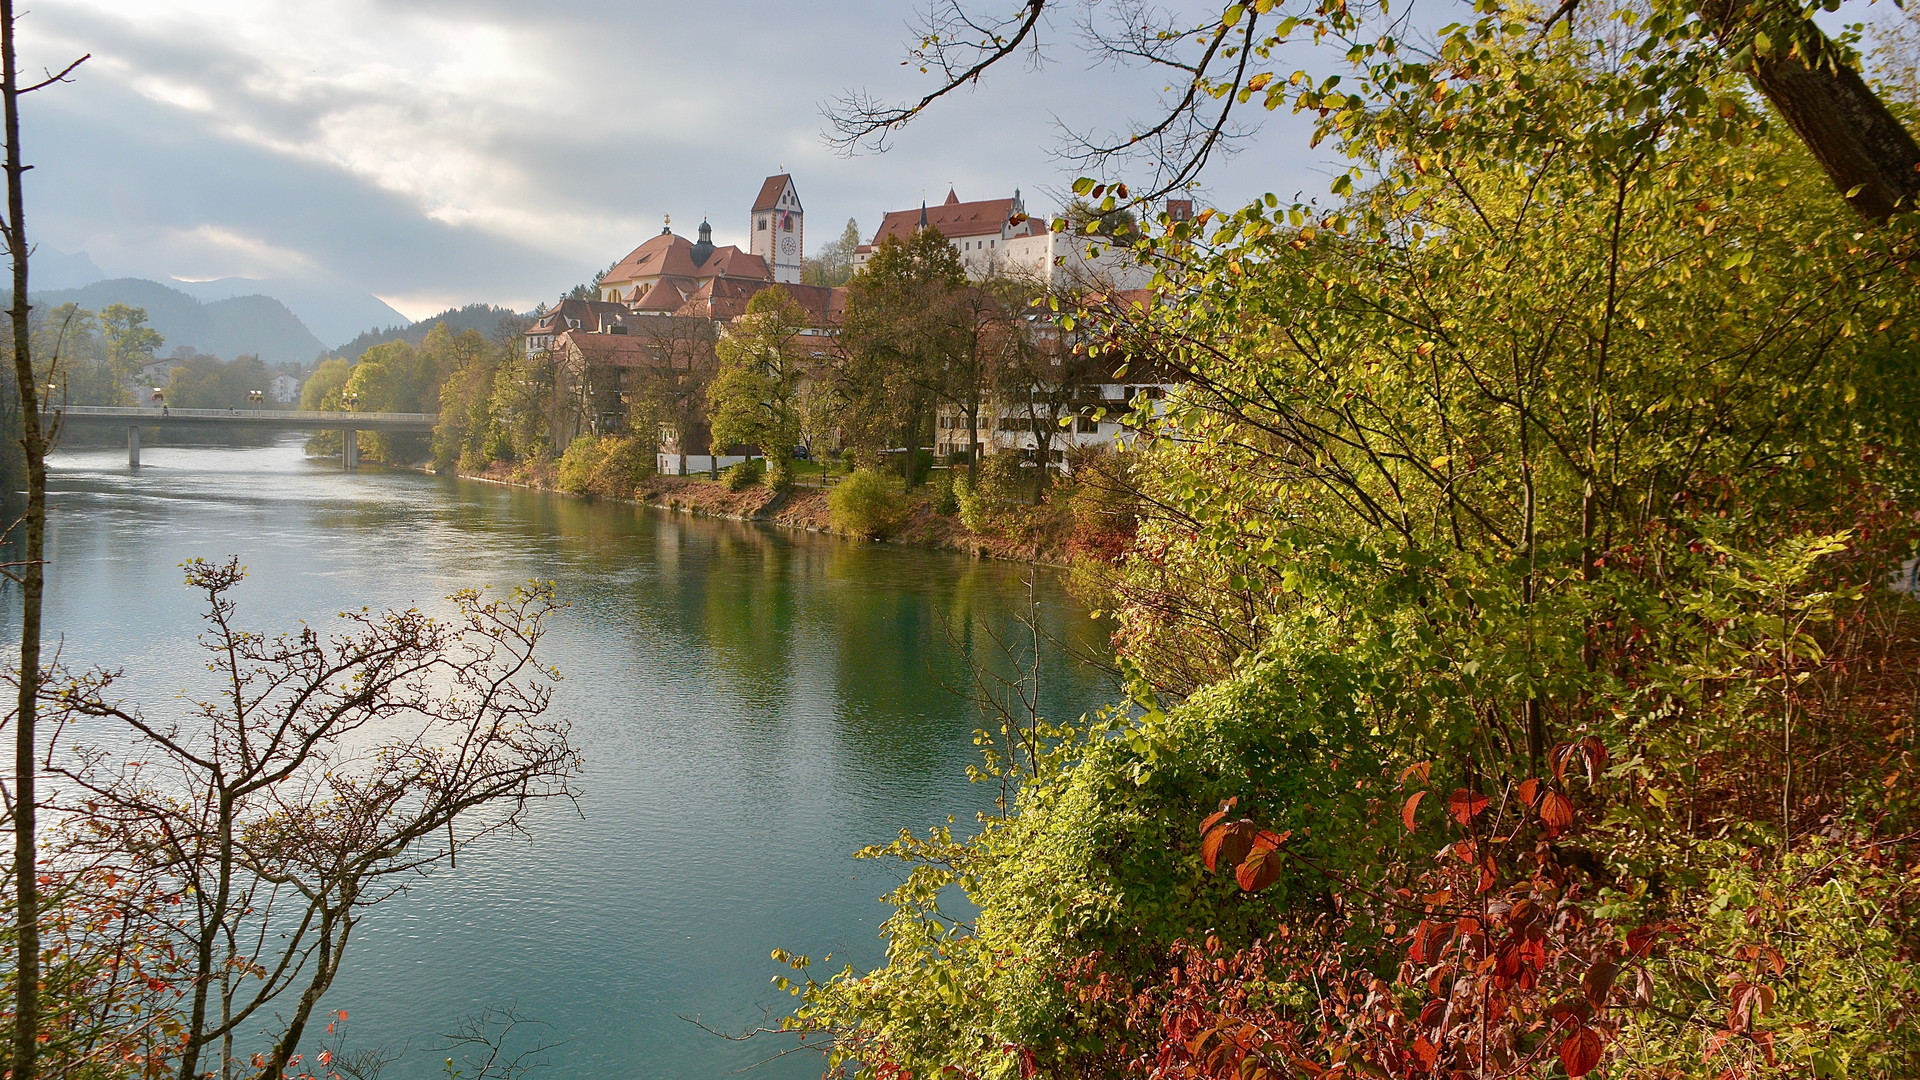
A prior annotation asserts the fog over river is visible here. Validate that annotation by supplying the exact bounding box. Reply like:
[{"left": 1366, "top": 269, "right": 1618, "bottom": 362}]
[{"left": 26, "top": 438, "right": 1117, "bottom": 1079}]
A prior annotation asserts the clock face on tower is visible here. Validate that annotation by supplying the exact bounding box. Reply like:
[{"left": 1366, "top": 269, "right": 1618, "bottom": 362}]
[{"left": 781, "top": 237, "right": 797, "bottom": 255}]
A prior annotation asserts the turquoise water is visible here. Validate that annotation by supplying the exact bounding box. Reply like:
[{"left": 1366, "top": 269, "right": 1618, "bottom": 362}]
[{"left": 36, "top": 438, "right": 1115, "bottom": 1079}]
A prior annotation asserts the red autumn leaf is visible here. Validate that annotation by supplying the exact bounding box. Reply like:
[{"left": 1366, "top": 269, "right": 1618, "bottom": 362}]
[
  {"left": 1235, "top": 846, "right": 1283, "bottom": 892},
  {"left": 1448, "top": 788, "right": 1490, "bottom": 825},
  {"left": 1408, "top": 1035, "right": 1438, "bottom": 1070},
  {"left": 1198, "top": 797, "right": 1239, "bottom": 838},
  {"left": 1516, "top": 778, "right": 1542, "bottom": 807},
  {"left": 1626, "top": 922, "right": 1672, "bottom": 957},
  {"left": 1402, "top": 790, "right": 1427, "bottom": 832},
  {"left": 1559, "top": 1024, "right": 1605, "bottom": 1077},
  {"left": 1234, "top": 830, "right": 1290, "bottom": 892},
  {"left": 1583, "top": 958, "right": 1618, "bottom": 1006},
  {"left": 1505, "top": 898, "right": 1538, "bottom": 929},
  {"left": 1581, "top": 736, "right": 1609, "bottom": 784},
  {"left": 1202, "top": 819, "right": 1256, "bottom": 873},
  {"left": 1409, "top": 920, "right": 1436, "bottom": 963},
  {"left": 1398, "top": 761, "right": 1432, "bottom": 786},
  {"left": 1550, "top": 743, "right": 1574, "bottom": 783},
  {"left": 1539, "top": 789, "right": 1576, "bottom": 833}
]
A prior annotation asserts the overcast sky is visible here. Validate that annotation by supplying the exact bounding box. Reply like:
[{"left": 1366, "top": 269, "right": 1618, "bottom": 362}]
[{"left": 10, "top": 1, "right": 1334, "bottom": 319}]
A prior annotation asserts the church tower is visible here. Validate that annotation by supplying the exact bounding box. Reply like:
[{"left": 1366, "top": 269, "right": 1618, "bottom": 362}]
[{"left": 750, "top": 174, "right": 803, "bottom": 284}]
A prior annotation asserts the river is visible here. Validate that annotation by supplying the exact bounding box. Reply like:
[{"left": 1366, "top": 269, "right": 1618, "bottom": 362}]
[{"left": 33, "top": 438, "right": 1117, "bottom": 1079}]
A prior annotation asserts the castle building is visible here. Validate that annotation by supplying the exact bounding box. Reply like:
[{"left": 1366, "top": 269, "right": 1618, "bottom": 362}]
[
  {"left": 855, "top": 188, "right": 1046, "bottom": 278},
  {"left": 749, "top": 174, "right": 804, "bottom": 284}
]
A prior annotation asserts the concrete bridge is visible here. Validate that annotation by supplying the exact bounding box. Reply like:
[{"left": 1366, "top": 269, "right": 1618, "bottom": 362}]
[{"left": 48, "top": 405, "right": 440, "bottom": 469}]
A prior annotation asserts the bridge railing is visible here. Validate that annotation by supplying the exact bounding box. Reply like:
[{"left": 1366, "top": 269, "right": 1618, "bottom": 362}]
[{"left": 48, "top": 405, "right": 439, "bottom": 424}]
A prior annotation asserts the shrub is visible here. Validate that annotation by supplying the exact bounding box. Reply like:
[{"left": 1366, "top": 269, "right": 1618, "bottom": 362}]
[
  {"left": 555, "top": 436, "right": 600, "bottom": 495},
  {"left": 954, "top": 472, "right": 989, "bottom": 534},
  {"left": 588, "top": 435, "right": 653, "bottom": 498},
  {"left": 725, "top": 457, "right": 765, "bottom": 491},
  {"left": 829, "top": 468, "right": 909, "bottom": 539},
  {"left": 555, "top": 435, "right": 655, "bottom": 498},
  {"left": 765, "top": 453, "right": 793, "bottom": 490},
  {"left": 932, "top": 471, "right": 960, "bottom": 516}
]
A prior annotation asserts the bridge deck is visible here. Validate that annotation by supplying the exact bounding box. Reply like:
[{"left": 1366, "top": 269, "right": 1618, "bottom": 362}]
[{"left": 48, "top": 405, "right": 438, "bottom": 433}]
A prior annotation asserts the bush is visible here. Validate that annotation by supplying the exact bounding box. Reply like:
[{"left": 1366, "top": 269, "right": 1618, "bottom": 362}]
[
  {"left": 829, "top": 468, "right": 909, "bottom": 539},
  {"left": 765, "top": 453, "right": 793, "bottom": 490},
  {"left": 725, "top": 457, "right": 765, "bottom": 491},
  {"left": 556, "top": 435, "right": 655, "bottom": 498},
  {"left": 588, "top": 435, "right": 653, "bottom": 498},
  {"left": 954, "top": 472, "right": 989, "bottom": 534},
  {"left": 555, "top": 436, "right": 600, "bottom": 495},
  {"left": 932, "top": 471, "right": 960, "bottom": 516}
]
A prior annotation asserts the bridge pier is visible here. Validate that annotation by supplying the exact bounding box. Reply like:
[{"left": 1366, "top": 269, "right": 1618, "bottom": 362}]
[
  {"left": 344, "top": 429, "right": 359, "bottom": 471},
  {"left": 127, "top": 425, "right": 140, "bottom": 468}
]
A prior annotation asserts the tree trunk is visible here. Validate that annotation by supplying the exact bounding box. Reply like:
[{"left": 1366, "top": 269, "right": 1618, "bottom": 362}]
[
  {"left": 1, "top": 4, "right": 47, "bottom": 1076},
  {"left": 1703, "top": 1, "right": 1920, "bottom": 220}
]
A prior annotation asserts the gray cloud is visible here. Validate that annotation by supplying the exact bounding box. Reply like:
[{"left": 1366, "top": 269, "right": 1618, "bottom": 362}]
[{"left": 12, "top": 1, "right": 1330, "bottom": 318}]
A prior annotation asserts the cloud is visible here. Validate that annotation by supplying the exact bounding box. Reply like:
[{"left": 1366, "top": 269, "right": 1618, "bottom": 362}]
[
  {"left": 165, "top": 225, "right": 315, "bottom": 276},
  {"left": 9, "top": 1, "right": 1331, "bottom": 313}
]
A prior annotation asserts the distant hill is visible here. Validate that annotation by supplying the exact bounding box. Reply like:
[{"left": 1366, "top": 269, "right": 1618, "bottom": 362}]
[
  {"left": 34, "top": 278, "right": 328, "bottom": 365},
  {"left": 167, "top": 276, "right": 408, "bottom": 350},
  {"left": 329, "top": 303, "right": 529, "bottom": 361},
  {"left": 31, "top": 246, "right": 105, "bottom": 290}
]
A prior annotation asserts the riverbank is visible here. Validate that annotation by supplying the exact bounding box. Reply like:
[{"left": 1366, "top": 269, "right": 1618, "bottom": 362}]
[{"left": 451, "top": 459, "right": 1080, "bottom": 564}]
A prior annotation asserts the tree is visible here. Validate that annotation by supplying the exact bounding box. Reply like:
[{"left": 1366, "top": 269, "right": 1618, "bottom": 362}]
[
  {"left": 0, "top": 15, "right": 84, "bottom": 1078},
  {"left": 783, "top": 12, "right": 1920, "bottom": 1078},
  {"left": 165, "top": 352, "right": 269, "bottom": 410},
  {"left": 99, "top": 303, "right": 161, "bottom": 400},
  {"left": 802, "top": 218, "right": 864, "bottom": 287},
  {"left": 47, "top": 558, "right": 580, "bottom": 1080},
  {"left": 709, "top": 287, "right": 811, "bottom": 487},
  {"left": 837, "top": 228, "right": 969, "bottom": 484},
  {"left": 618, "top": 314, "right": 718, "bottom": 476},
  {"left": 828, "top": 0, "right": 1920, "bottom": 222}
]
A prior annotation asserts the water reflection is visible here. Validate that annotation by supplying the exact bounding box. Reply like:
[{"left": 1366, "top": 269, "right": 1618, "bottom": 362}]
[{"left": 25, "top": 438, "right": 1116, "bottom": 1080}]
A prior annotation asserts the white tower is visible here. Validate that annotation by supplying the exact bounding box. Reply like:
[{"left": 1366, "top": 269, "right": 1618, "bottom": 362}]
[{"left": 750, "top": 174, "right": 803, "bottom": 284}]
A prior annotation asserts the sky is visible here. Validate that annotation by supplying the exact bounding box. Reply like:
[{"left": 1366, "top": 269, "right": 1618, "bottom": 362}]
[{"left": 12, "top": 1, "right": 1335, "bottom": 321}]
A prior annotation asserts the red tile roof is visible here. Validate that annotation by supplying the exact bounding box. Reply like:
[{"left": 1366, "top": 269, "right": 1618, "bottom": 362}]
[
  {"left": 553, "top": 329, "right": 657, "bottom": 368},
  {"left": 860, "top": 193, "right": 1046, "bottom": 251},
  {"left": 752, "top": 174, "right": 795, "bottom": 212},
  {"left": 602, "top": 232, "right": 769, "bottom": 288},
  {"left": 528, "top": 298, "right": 630, "bottom": 335},
  {"left": 672, "top": 278, "right": 848, "bottom": 326}
]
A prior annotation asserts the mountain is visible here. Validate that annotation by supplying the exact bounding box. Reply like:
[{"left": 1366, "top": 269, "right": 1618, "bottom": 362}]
[
  {"left": 35, "top": 278, "right": 328, "bottom": 365},
  {"left": 167, "top": 276, "right": 408, "bottom": 351},
  {"left": 30, "top": 247, "right": 105, "bottom": 290},
  {"left": 329, "top": 303, "right": 529, "bottom": 360}
]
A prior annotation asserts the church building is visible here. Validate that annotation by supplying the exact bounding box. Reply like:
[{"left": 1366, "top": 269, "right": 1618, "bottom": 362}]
[{"left": 749, "top": 174, "right": 804, "bottom": 284}]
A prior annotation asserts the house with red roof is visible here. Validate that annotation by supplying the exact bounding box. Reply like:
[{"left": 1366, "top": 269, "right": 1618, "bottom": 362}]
[
  {"left": 855, "top": 188, "right": 1046, "bottom": 278},
  {"left": 854, "top": 187, "right": 1154, "bottom": 290}
]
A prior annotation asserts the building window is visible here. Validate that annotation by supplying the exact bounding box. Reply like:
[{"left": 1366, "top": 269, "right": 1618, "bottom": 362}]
[
  {"left": 758, "top": 217, "right": 767, "bottom": 230},
  {"left": 782, "top": 216, "right": 792, "bottom": 231}
]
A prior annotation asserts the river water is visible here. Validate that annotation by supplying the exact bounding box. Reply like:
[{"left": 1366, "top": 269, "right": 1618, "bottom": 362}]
[{"left": 34, "top": 438, "right": 1116, "bottom": 1079}]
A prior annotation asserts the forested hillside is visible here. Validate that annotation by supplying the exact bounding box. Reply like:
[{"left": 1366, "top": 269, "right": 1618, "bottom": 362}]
[{"left": 31, "top": 278, "right": 326, "bottom": 364}]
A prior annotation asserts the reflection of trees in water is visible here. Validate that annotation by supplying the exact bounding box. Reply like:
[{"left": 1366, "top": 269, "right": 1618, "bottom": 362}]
[
  {"left": 821, "top": 550, "right": 1120, "bottom": 792},
  {"left": 423, "top": 485, "right": 1120, "bottom": 807}
]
